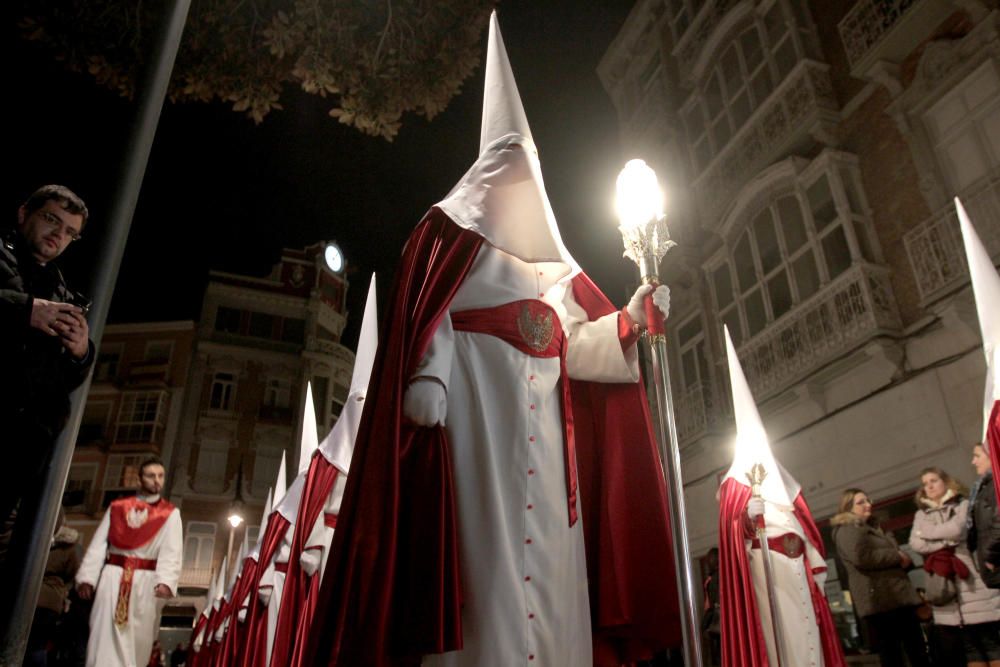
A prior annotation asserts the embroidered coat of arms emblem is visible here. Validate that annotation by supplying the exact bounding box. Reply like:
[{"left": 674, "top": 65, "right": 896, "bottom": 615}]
[
  {"left": 782, "top": 533, "right": 804, "bottom": 558},
  {"left": 126, "top": 506, "right": 149, "bottom": 529},
  {"left": 517, "top": 303, "right": 554, "bottom": 351}
]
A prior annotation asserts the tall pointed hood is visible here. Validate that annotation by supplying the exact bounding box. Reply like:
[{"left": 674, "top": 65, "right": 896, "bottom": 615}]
[
  {"left": 722, "top": 326, "right": 800, "bottom": 505},
  {"left": 956, "top": 197, "right": 1000, "bottom": 438},
  {"left": 273, "top": 452, "right": 288, "bottom": 509},
  {"left": 320, "top": 274, "right": 378, "bottom": 473},
  {"left": 436, "top": 10, "right": 579, "bottom": 276},
  {"left": 299, "top": 382, "right": 320, "bottom": 475},
  {"left": 249, "top": 486, "right": 273, "bottom": 561},
  {"left": 212, "top": 555, "right": 228, "bottom": 610},
  {"left": 275, "top": 473, "right": 305, "bottom": 524}
]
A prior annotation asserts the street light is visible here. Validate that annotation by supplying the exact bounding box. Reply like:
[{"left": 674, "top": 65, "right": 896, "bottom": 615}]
[
  {"left": 614, "top": 159, "right": 703, "bottom": 666},
  {"left": 225, "top": 461, "right": 246, "bottom": 581}
]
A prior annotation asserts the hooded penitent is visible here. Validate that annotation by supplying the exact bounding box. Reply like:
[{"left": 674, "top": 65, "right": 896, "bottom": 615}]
[
  {"left": 270, "top": 275, "right": 379, "bottom": 667},
  {"left": 304, "top": 11, "right": 679, "bottom": 666},
  {"left": 955, "top": 198, "right": 1000, "bottom": 501},
  {"left": 717, "top": 327, "right": 845, "bottom": 667}
]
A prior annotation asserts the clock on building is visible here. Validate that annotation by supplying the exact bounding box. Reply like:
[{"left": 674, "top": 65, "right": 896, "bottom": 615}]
[{"left": 324, "top": 242, "right": 344, "bottom": 273}]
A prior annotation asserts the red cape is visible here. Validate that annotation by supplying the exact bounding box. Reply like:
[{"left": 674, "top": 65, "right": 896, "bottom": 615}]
[
  {"left": 985, "top": 400, "right": 1000, "bottom": 505},
  {"left": 216, "top": 557, "right": 259, "bottom": 667},
  {"left": 189, "top": 614, "right": 208, "bottom": 667},
  {"left": 305, "top": 209, "right": 679, "bottom": 665},
  {"left": 108, "top": 496, "right": 176, "bottom": 551},
  {"left": 717, "top": 477, "right": 845, "bottom": 667},
  {"left": 270, "top": 456, "right": 342, "bottom": 667},
  {"left": 239, "top": 513, "right": 291, "bottom": 667}
]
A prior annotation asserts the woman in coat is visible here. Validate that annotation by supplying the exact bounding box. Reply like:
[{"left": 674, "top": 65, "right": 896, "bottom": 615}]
[
  {"left": 909, "top": 467, "right": 1000, "bottom": 666},
  {"left": 832, "top": 488, "right": 929, "bottom": 667}
]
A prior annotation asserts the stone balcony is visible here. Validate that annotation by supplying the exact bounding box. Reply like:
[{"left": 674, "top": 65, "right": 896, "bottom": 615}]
[
  {"left": 904, "top": 173, "right": 1000, "bottom": 305},
  {"left": 736, "top": 262, "right": 902, "bottom": 399},
  {"left": 693, "top": 60, "right": 840, "bottom": 229},
  {"left": 838, "top": 0, "right": 957, "bottom": 77}
]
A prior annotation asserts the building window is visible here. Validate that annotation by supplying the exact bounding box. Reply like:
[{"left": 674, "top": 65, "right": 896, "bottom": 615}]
[
  {"left": 94, "top": 348, "right": 121, "bottom": 382},
  {"left": 210, "top": 372, "right": 236, "bottom": 411},
  {"left": 215, "top": 307, "right": 242, "bottom": 334},
  {"left": 264, "top": 378, "right": 291, "bottom": 410},
  {"left": 667, "top": 0, "right": 693, "bottom": 41},
  {"left": 114, "top": 391, "right": 167, "bottom": 444},
  {"left": 79, "top": 401, "right": 112, "bottom": 445},
  {"left": 682, "top": 2, "right": 805, "bottom": 172},
  {"left": 63, "top": 463, "right": 98, "bottom": 512},
  {"left": 249, "top": 312, "right": 276, "bottom": 339},
  {"left": 102, "top": 453, "right": 155, "bottom": 506},
  {"left": 144, "top": 341, "right": 173, "bottom": 364},
  {"left": 710, "top": 157, "right": 875, "bottom": 347},
  {"left": 183, "top": 521, "right": 216, "bottom": 572},
  {"left": 252, "top": 446, "right": 282, "bottom": 496},
  {"left": 281, "top": 318, "right": 305, "bottom": 344},
  {"left": 923, "top": 60, "right": 1000, "bottom": 194}
]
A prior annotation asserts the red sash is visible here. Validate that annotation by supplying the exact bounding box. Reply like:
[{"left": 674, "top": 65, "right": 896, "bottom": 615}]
[
  {"left": 451, "top": 299, "right": 578, "bottom": 526},
  {"left": 106, "top": 553, "right": 157, "bottom": 627},
  {"left": 108, "top": 496, "right": 176, "bottom": 551},
  {"left": 749, "top": 532, "right": 805, "bottom": 559}
]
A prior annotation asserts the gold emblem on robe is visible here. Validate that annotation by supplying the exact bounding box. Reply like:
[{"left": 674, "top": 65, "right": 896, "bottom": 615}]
[{"left": 517, "top": 303, "right": 554, "bottom": 351}]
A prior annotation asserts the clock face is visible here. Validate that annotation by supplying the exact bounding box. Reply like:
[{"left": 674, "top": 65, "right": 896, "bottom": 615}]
[{"left": 324, "top": 244, "right": 344, "bottom": 273}]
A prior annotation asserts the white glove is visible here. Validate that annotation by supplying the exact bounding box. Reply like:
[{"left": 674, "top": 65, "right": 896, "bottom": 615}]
[
  {"left": 301, "top": 549, "right": 321, "bottom": 577},
  {"left": 626, "top": 284, "right": 671, "bottom": 327},
  {"left": 747, "top": 497, "right": 766, "bottom": 520},
  {"left": 403, "top": 378, "right": 447, "bottom": 427}
]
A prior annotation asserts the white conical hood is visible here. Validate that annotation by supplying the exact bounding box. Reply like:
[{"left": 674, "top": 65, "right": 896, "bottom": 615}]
[
  {"left": 212, "top": 555, "right": 227, "bottom": 610},
  {"left": 722, "top": 326, "right": 800, "bottom": 505},
  {"left": 275, "top": 472, "right": 305, "bottom": 524},
  {"left": 273, "top": 452, "right": 287, "bottom": 509},
  {"left": 956, "top": 197, "right": 1000, "bottom": 439},
  {"left": 480, "top": 11, "right": 531, "bottom": 154},
  {"left": 298, "top": 382, "right": 320, "bottom": 475},
  {"left": 249, "top": 486, "right": 273, "bottom": 561},
  {"left": 436, "top": 11, "right": 579, "bottom": 276},
  {"left": 320, "top": 274, "right": 378, "bottom": 473}
]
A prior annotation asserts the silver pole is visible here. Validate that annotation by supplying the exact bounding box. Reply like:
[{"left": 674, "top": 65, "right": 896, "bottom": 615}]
[{"left": 637, "top": 250, "right": 704, "bottom": 667}]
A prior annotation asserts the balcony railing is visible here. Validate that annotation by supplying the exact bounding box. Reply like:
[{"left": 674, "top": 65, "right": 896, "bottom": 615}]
[
  {"left": 737, "top": 263, "right": 902, "bottom": 398},
  {"left": 838, "top": 0, "right": 954, "bottom": 76},
  {"left": 675, "top": 380, "right": 733, "bottom": 444},
  {"left": 904, "top": 175, "right": 1000, "bottom": 304},
  {"left": 178, "top": 566, "right": 213, "bottom": 589},
  {"left": 694, "top": 60, "right": 839, "bottom": 228}
]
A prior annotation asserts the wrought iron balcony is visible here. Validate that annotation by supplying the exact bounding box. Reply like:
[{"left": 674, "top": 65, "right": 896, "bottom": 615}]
[
  {"left": 904, "top": 174, "right": 1000, "bottom": 305},
  {"left": 737, "top": 263, "right": 902, "bottom": 399},
  {"left": 675, "top": 380, "right": 732, "bottom": 445}
]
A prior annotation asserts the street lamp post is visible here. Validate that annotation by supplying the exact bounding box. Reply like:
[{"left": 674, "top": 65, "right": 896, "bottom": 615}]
[
  {"left": 226, "top": 460, "right": 246, "bottom": 581},
  {"left": 615, "top": 159, "right": 703, "bottom": 666}
]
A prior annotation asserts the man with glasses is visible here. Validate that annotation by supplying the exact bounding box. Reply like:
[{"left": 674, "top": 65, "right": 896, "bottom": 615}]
[{"left": 0, "top": 184, "right": 94, "bottom": 555}]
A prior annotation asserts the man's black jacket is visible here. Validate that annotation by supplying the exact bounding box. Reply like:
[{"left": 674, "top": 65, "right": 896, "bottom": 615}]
[{"left": 0, "top": 228, "right": 93, "bottom": 438}]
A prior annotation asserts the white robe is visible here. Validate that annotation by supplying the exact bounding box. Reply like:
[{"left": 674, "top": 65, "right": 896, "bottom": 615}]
[
  {"left": 76, "top": 502, "right": 183, "bottom": 667},
  {"left": 747, "top": 502, "right": 827, "bottom": 667},
  {"left": 420, "top": 244, "right": 638, "bottom": 666}
]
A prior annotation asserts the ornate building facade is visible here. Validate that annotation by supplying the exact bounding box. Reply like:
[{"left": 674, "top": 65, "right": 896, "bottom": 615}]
[{"left": 600, "top": 0, "right": 999, "bottom": 652}]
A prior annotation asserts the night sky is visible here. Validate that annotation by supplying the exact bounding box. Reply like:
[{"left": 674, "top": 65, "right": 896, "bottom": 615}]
[{"left": 7, "top": 2, "right": 641, "bottom": 350}]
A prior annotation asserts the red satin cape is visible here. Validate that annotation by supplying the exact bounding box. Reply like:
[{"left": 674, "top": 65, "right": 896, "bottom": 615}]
[
  {"left": 239, "top": 513, "right": 291, "bottom": 666},
  {"left": 108, "top": 496, "right": 176, "bottom": 551},
  {"left": 304, "top": 210, "right": 680, "bottom": 665},
  {"left": 985, "top": 400, "right": 1000, "bottom": 505},
  {"left": 717, "top": 477, "right": 845, "bottom": 667}
]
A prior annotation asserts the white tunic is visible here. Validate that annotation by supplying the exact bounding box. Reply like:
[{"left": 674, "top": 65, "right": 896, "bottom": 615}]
[
  {"left": 76, "top": 501, "right": 183, "bottom": 667},
  {"left": 747, "top": 502, "right": 826, "bottom": 667},
  {"left": 420, "top": 244, "right": 638, "bottom": 666}
]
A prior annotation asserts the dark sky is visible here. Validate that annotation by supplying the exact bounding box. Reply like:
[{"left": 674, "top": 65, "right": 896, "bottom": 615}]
[{"left": 7, "top": 2, "right": 640, "bottom": 350}]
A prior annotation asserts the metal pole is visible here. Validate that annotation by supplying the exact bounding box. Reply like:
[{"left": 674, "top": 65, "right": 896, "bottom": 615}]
[
  {"left": 637, "top": 252, "right": 704, "bottom": 667},
  {"left": 0, "top": 2, "right": 191, "bottom": 663},
  {"left": 227, "top": 524, "right": 237, "bottom": 582}
]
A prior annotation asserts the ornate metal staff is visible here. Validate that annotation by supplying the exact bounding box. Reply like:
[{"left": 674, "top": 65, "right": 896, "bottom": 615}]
[
  {"left": 615, "top": 159, "right": 702, "bottom": 666},
  {"left": 746, "top": 463, "right": 787, "bottom": 667}
]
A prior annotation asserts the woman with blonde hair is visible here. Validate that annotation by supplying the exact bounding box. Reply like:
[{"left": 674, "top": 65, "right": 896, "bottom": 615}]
[
  {"left": 833, "top": 488, "right": 928, "bottom": 666},
  {"left": 910, "top": 466, "right": 1000, "bottom": 666}
]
